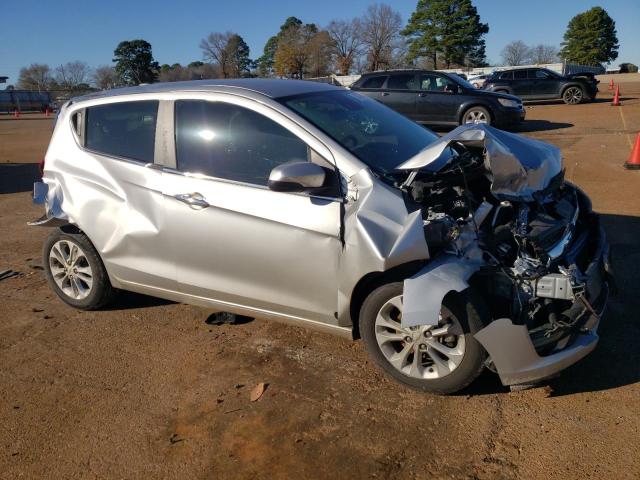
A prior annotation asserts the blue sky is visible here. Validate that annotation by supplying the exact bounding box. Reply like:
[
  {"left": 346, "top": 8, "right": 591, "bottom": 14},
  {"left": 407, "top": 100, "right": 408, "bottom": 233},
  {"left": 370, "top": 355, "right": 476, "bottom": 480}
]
[{"left": 1, "top": 0, "right": 638, "bottom": 83}]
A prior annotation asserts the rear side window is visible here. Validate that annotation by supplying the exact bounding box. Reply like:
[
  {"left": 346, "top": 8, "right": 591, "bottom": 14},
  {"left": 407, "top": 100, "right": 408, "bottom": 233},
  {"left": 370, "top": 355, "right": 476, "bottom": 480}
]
[
  {"left": 360, "top": 76, "right": 388, "bottom": 89},
  {"left": 85, "top": 101, "right": 158, "bottom": 163},
  {"left": 387, "top": 74, "right": 417, "bottom": 90},
  {"left": 175, "top": 100, "right": 309, "bottom": 186},
  {"left": 498, "top": 71, "right": 513, "bottom": 80},
  {"left": 514, "top": 70, "right": 528, "bottom": 79}
]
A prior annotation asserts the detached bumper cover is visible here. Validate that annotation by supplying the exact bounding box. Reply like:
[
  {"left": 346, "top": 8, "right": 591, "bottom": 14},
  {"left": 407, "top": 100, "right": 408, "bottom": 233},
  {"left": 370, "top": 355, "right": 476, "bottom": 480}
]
[
  {"left": 29, "top": 181, "right": 69, "bottom": 227},
  {"left": 475, "top": 220, "right": 609, "bottom": 386}
]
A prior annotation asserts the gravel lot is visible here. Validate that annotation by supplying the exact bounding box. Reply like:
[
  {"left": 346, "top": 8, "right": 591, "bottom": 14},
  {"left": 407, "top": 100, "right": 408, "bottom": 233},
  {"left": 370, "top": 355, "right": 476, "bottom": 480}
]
[{"left": 1, "top": 77, "right": 639, "bottom": 479}]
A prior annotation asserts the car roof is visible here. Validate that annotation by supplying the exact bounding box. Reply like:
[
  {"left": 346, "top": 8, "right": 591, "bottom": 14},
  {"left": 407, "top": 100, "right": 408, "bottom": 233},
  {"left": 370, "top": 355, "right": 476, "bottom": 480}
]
[
  {"left": 72, "top": 78, "right": 342, "bottom": 103},
  {"left": 361, "top": 69, "right": 439, "bottom": 76}
]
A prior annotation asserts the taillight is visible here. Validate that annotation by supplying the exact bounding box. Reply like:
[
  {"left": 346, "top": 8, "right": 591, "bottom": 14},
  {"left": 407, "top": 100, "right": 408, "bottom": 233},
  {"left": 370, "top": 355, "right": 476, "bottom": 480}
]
[{"left": 39, "top": 158, "right": 45, "bottom": 177}]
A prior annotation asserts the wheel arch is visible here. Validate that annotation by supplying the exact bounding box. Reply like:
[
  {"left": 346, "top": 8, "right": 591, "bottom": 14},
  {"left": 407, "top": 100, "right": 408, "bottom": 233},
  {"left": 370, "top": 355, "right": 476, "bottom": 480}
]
[
  {"left": 457, "top": 102, "right": 494, "bottom": 125},
  {"left": 349, "top": 260, "right": 427, "bottom": 339},
  {"left": 560, "top": 82, "right": 584, "bottom": 95}
]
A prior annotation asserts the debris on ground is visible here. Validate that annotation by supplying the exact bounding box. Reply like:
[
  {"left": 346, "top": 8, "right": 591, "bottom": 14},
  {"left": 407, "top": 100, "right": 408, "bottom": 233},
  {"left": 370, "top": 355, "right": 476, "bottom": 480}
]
[
  {"left": 205, "top": 312, "right": 254, "bottom": 325},
  {"left": 0, "top": 270, "right": 20, "bottom": 281},
  {"left": 250, "top": 382, "right": 267, "bottom": 402}
]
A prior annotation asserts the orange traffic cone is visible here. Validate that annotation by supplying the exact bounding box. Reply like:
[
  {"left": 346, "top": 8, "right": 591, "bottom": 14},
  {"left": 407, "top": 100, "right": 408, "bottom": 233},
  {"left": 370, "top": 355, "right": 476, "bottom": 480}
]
[
  {"left": 624, "top": 133, "right": 640, "bottom": 170},
  {"left": 608, "top": 78, "right": 614, "bottom": 90},
  {"left": 612, "top": 86, "right": 621, "bottom": 106}
]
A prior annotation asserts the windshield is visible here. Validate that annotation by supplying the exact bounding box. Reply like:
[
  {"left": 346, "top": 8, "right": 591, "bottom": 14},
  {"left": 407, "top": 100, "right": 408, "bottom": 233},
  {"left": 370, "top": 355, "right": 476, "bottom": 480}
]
[
  {"left": 279, "top": 90, "right": 439, "bottom": 174},
  {"left": 446, "top": 73, "right": 477, "bottom": 90}
]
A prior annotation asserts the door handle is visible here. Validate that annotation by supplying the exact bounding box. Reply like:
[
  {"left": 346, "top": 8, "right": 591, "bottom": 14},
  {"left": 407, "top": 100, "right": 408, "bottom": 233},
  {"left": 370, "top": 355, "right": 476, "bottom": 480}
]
[
  {"left": 174, "top": 192, "right": 210, "bottom": 209},
  {"left": 418, "top": 92, "right": 427, "bottom": 97},
  {"left": 381, "top": 92, "right": 390, "bottom": 96}
]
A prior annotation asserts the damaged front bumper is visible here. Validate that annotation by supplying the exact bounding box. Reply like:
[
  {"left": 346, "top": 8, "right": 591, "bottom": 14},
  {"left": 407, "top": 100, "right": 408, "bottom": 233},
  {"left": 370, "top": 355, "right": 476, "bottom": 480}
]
[{"left": 475, "top": 220, "right": 610, "bottom": 386}]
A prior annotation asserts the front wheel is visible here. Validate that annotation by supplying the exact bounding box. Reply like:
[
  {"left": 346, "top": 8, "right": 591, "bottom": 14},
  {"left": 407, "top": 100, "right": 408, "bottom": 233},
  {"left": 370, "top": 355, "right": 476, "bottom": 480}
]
[
  {"left": 562, "top": 86, "right": 584, "bottom": 105},
  {"left": 359, "top": 283, "right": 487, "bottom": 394},
  {"left": 461, "top": 106, "right": 492, "bottom": 125},
  {"left": 43, "top": 229, "right": 116, "bottom": 310}
]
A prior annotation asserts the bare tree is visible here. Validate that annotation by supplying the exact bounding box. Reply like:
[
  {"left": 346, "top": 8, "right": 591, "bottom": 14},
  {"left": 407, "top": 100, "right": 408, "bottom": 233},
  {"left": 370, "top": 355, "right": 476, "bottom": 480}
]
[
  {"left": 17, "top": 64, "right": 52, "bottom": 91},
  {"left": 528, "top": 44, "right": 559, "bottom": 64},
  {"left": 360, "top": 3, "right": 403, "bottom": 72},
  {"left": 501, "top": 40, "right": 531, "bottom": 66},
  {"left": 200, "top": 32, "right": 251, "bottom": 78},
  {"left": 327, "top": 18, "right": 363, "bottom": 75},
  {"left": 93, "top": 65, "right": 120, "bottom": 90},
  {"left": 55, "top": 61, "right": 91, "bottom": 90}
]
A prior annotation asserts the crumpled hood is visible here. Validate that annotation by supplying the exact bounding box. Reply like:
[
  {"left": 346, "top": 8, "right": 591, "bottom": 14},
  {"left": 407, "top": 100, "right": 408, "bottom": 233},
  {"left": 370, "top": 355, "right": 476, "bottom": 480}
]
[{"left": 397, "top": 124, "right": 563, "bottom": 202}]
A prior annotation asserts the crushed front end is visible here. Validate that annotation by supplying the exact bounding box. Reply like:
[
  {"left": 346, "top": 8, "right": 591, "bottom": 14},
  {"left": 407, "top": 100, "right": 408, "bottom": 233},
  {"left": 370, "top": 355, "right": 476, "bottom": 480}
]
[{"left": 395, "top": 124, "right": 611, "bottom": 387}]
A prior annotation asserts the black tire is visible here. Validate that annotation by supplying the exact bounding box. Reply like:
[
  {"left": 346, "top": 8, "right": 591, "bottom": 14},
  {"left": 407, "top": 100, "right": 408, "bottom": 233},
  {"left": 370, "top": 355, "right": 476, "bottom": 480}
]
[
  {"left": 359, "top": 282, "right": 487, "bottom": 394},
  {"left": 461, "top": 106, "right": 492, "bottom": 126},
  {"left": 562, "top": 86, "right": 584, "bottom": 105},
  {"left": 43, "top": 228, "right": 116, "bottom": 310}
]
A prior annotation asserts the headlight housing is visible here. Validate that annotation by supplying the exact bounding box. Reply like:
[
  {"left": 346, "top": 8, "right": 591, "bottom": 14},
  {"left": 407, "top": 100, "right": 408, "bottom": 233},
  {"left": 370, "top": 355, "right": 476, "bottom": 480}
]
[{"left": 498, "top": 98, "right": 520, "bottom": 108}]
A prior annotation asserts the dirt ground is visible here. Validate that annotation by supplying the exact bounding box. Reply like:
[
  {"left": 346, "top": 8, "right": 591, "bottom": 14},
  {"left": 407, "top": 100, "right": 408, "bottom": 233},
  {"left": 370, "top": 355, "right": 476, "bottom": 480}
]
[{"left": 1, "top": 78, "right": 639, "bottom": 480}]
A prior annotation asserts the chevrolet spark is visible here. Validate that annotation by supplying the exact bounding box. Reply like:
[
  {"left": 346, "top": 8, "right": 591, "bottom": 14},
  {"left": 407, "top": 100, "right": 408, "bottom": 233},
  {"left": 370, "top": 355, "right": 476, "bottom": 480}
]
[{"left": 31, "top": 79, "right": 610, "bottom": 394}]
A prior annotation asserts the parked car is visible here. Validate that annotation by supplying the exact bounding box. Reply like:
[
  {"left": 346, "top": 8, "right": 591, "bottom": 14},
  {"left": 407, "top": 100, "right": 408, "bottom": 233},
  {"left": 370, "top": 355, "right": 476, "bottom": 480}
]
[
  {"left": 350, "top": 70, "right": 524, "bottom": 128},
  {"left": 31, "top": 79, "right": 609, "bottom": 394},
  {"left": 467, "top": 73, "right": 492, "bottom": 88},
  {"left": 484, "top": 68, "right": 599, "bottom": 104}
]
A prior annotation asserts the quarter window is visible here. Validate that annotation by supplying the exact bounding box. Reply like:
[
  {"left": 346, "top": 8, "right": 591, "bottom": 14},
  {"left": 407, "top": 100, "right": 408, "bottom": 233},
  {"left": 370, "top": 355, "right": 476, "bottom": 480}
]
[
  {"left": 360, "top": 76, "right": 388, "bottom": 89},
  {"left": 174, "top": 100, "right": 310, "bottom": 186},
  {"left": 85, "top": 101, "right": 158, "bottom": 163}
]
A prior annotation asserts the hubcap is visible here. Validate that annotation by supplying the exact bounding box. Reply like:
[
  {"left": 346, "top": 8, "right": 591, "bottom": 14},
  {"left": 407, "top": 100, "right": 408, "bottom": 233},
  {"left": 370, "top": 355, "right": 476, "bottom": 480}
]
[
  {"left": 464, "top": 109, "right": 488, "bottom": 124},
  {"left": 49, "top": 240, "right": 93, "bottom": 300},
  {"left": 564, "top": 87, "right": 582, "bottom": 104},
  {"left": 374, "top": 296, "right": 466, "bottom": 380}
]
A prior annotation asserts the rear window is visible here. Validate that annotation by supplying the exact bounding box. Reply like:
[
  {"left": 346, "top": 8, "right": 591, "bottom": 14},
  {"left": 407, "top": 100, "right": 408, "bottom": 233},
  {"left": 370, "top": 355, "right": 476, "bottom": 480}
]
[
  {"left": 360, "top": 76, "right": 388, "bottom": 89},
  {"left": 514, "top": 70, "right": 528, "bottom": 79},
  {"left": 387, "top": 74, "right": 417, "bottom": 90},
  {"left": 85, "top": 101, "right": 158, "bottom": 163}
]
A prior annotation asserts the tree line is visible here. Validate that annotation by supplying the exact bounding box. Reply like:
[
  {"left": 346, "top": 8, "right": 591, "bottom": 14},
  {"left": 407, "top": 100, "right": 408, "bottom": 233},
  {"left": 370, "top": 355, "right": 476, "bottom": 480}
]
[{"left": 13, "top": 2, "right": 621, "bottom": 92}]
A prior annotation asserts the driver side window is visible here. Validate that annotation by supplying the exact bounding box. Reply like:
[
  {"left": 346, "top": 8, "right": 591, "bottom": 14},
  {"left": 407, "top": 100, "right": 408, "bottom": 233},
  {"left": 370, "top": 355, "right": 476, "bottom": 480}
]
[
  {"left": 419, "top": 74, "right": 456, "bottom": 92},
  {"left": 175, "top": 100, "right": 311, "bottom": 186}
]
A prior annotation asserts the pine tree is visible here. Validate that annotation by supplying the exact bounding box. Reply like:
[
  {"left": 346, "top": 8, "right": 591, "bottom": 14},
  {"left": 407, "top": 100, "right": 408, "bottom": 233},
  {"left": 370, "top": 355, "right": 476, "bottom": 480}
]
[
  {"left": 402, "top": 0, "right": 489, "bottom": 69},
  {"left": 560, "top": 7, "right": 618, "bottom": 66}
]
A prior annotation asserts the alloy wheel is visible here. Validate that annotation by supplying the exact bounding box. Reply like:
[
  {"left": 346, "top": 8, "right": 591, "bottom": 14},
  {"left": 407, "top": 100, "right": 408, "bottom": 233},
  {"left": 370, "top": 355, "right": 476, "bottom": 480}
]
[
  {"left": 374, "top": 295, "right": 466, "bottom": 380},
  {"left": 563, "top": 87, "right": 583, "bottom": 104},
  {"left": 48, "top": 240, "right": 94, "bottom": 300},
  {"left": 464, "top": 109, "right": 489, "bottom": 124}
]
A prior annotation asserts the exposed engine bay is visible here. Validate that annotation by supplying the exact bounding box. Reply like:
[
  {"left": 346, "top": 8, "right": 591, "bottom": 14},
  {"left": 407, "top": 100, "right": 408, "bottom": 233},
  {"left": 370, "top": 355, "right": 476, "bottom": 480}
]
[{"left": 391, "top": 125, "right": 609, "bottom": 361}]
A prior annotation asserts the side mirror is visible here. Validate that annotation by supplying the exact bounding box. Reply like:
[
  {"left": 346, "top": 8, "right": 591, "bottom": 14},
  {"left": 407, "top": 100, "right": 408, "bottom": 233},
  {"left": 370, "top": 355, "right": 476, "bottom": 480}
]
[
  {"left": 268, "top": 161, "right": 327, "bottom": 193},
  {"left": 445, "top": 84, "right": 460, "bottom": 94}
]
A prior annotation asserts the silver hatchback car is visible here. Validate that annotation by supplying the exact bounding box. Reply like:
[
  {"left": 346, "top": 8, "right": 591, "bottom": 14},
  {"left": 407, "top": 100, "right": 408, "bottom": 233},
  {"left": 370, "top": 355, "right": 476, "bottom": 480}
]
[{"left": 32, "top": 79, "right": 610, "bottom": 394}]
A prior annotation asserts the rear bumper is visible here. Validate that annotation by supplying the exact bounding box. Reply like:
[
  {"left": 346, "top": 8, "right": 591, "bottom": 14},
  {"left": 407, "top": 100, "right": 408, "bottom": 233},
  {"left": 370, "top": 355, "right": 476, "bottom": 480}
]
[{"left": 475, "top": 216, "right": 609, "bottom": 386}]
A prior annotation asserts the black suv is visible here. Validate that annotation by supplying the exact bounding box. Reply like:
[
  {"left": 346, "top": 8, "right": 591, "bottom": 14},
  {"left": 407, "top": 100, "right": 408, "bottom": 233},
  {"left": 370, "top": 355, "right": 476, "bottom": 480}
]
[
  {"left": 483, "top": 68, "right": 599, "bottom": 105},
  {"left": 350, "top": 70, "right": 525, "bottom": 128}
]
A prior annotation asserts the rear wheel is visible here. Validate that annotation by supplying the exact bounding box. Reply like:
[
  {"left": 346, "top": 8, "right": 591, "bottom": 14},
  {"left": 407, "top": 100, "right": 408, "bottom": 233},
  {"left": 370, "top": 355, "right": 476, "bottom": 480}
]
[
  {"left": 43, "top": 229, "right": 116, "bottom": 310},
  {"left": 359, "top": 282, "right": 487, "bottom": 394},
  {"left": 562, "top": 86, "right": 584, "bottom": 105},
  {"left": 461, "top": 106, "right": 492, "bottom": 125}
]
